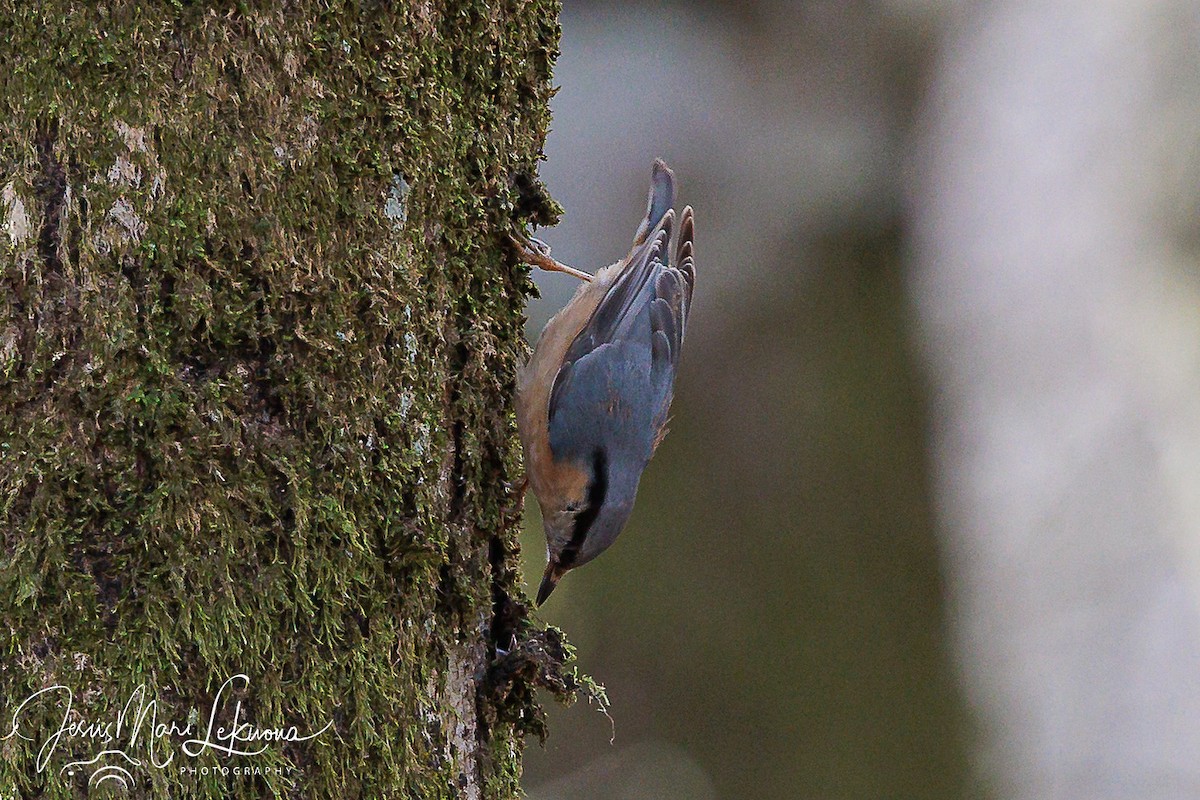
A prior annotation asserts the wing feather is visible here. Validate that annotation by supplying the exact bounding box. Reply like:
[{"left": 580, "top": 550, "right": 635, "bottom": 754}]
[
  {"left": 567, "top": 217, "right": 672, "bottom": 361},
  {"left": 546, "top": 179, "right": 696, "bottom": 461}
]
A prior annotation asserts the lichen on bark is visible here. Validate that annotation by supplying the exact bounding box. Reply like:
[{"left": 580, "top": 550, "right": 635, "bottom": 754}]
[{"left": 0, "top": 2, "right": 572, "bottom": 797}]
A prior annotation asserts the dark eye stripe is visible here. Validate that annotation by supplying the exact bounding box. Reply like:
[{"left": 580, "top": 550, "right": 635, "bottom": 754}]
[{"left": 559, "top": 448, "right": 608, "bottom": 568}]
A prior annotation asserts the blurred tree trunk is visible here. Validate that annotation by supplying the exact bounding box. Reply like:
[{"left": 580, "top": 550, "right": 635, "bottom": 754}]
[
  {"left": 0, "top": 2, "right": 566, "bottom": 797},
  {"left": 912, "top": 3, "right": 1200, "bottom": 798}
]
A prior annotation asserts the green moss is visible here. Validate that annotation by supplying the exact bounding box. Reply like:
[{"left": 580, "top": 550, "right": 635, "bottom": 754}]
[{"left": 0, "top": 1, "right": 575, "bottom": 797}]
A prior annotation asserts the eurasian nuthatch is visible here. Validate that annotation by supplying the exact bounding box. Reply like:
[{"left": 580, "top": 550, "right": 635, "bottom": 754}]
[{"left": 511, "top": 160, "right": 695, "bottom": 605}]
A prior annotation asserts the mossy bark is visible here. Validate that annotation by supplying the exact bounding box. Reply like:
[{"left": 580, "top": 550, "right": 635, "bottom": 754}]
[{"left": 0, "top": 2, "right": 566, "bottom": 797}]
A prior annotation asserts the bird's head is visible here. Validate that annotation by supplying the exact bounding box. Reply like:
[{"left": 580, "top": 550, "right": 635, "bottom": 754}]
[{"left": 535, "top": 449, "right": 641, "bottom": 605}]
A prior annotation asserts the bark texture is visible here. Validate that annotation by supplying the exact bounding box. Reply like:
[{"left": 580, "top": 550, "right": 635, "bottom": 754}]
[{"left": 0, "top": 2, "right": 569, "bottom": 797}]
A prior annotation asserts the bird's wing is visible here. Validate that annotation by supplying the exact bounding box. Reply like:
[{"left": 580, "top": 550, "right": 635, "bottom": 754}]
[
  {"left": 548, "top": 339, "right": 655, "bottom": 466},
  {"left": 562, "top": 213, "right": 674, "bottom": 366},
  {"left": 548, "top": 205, "right": 695, "bottom": 461}
]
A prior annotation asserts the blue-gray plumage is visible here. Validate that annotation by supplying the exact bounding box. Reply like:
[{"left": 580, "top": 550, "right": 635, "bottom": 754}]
[{"left": 512, "top": 160, "right": 695, "bottom": 605}]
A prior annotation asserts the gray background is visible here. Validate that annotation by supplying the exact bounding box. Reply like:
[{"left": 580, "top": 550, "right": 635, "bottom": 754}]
[{"left": 520, "top": 3, "right": 1200, "bottom": 798}]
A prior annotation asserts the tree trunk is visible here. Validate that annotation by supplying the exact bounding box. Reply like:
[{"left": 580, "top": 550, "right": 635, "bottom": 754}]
[
  {"left": 0, "top": 3, "right": 570, "bottom": 797},
  {"left": 911, "top": 3, "right": 1200, "bottom": 797}
]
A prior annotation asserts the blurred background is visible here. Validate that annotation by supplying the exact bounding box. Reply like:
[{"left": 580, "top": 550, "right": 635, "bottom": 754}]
[{"left": 518, "top": 3, "right": 1200, "bottom": 799}]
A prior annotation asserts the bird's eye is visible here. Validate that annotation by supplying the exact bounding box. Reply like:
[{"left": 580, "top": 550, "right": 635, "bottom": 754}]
[{"left": 565, "top": 501, "right": 583, "bottom": 514}]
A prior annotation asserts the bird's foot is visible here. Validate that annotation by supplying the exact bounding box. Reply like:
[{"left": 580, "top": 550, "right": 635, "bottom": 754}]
[{"left": 508, "top": 233, "right": 593, "bottom": 282}]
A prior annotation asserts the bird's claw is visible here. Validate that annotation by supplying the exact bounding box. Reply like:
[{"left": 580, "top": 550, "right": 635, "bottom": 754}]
[{"left": 507, "top": 232, "right": 593, "bottom": 282}]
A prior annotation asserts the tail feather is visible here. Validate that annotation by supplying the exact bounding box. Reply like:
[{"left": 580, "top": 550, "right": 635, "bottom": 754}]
[
  {"left": 632, "top": 159, "right": 677, "bottom": 247},
  {"left": 673, "top": 205, "right": 695, "bottom": 330}
]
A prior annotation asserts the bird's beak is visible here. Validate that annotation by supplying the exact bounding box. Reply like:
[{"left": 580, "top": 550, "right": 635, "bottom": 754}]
[{"left": 536, "top": 560, "right": 565, "bottom": 606}]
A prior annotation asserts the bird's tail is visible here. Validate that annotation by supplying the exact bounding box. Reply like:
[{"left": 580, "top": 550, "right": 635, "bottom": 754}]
[{"left": 632, "top": 159, "right": 677, "bottom": 247}]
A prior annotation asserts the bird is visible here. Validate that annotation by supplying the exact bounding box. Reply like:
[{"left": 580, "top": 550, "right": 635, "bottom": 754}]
[{"left": 510, "top": 159, "right": 695, "bottom": 605}]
